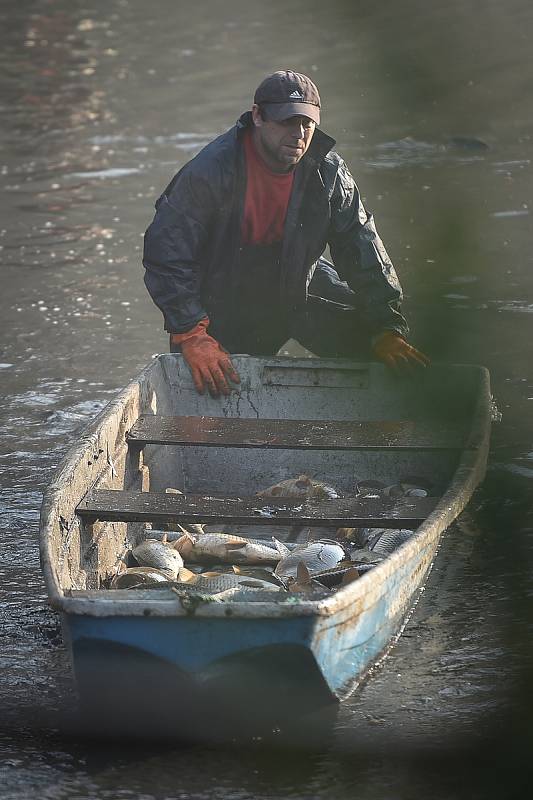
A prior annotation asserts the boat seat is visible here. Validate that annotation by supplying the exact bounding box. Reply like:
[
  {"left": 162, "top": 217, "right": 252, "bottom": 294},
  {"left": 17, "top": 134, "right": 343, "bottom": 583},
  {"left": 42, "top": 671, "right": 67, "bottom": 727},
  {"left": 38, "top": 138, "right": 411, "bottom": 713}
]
[
  {"left": 77, "top": 489, "right": 437, "bottom": 528},
  {"left": 126, "top": 415, "right": 465, "bottom": 451}
]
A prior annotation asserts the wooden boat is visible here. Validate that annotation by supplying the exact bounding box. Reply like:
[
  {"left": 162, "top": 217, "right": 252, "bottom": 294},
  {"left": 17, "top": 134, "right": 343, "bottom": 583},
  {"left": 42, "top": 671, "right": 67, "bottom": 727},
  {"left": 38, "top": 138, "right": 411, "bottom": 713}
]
[{"left": 40, "top": 355, "right": 492, "bottom": 732}]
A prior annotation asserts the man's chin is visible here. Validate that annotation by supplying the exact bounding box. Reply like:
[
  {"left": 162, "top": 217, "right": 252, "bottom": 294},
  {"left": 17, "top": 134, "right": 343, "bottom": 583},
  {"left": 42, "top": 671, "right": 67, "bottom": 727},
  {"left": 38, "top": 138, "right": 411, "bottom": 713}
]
[{"left": 281, "top": 153, "right": 301, "bottom": 167}]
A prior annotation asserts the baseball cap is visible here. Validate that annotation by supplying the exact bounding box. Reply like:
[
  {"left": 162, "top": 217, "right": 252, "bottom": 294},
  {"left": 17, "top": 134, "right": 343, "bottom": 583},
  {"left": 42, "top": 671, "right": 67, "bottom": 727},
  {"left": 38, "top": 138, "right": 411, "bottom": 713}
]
[{"left": 254, "top": 70, "right": 321, "bottom": 124}]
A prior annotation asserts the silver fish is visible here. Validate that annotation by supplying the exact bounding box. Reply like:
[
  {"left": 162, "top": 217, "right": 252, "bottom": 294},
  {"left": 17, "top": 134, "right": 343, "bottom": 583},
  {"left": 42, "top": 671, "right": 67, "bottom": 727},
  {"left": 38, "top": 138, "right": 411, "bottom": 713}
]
[
  {"left": 221, "top": 588, "right": 285, "bottom": 602},
  {"left": 180, "top": 571, "right": 279, "bottom": 593},
  {"left": 382, "top": 483, "right": 428, "bottom": 498},
  {"left": 257, "top": 474, "right": 340, "bottom": 500},
  {"left": 275, "top": 539, "right": 346, "bottom": 581},
  {"left": 366, "top": 528, "right": 414, "bottom": 556},
  {"left": 356, "top": 478, "right": 431, "bottom": 499},
  {"left": 173, "top": 532, "right": 282, "bottom": 565},
  {"left": 131, "top": 539, "right": 184, "bottom": 580},
  {"left": 403, "top": 487, "right": 429, "bottom": 497},
  {"left": 348, "top": 528, "right": 380, "bottom": 548},
  {"left": 110, "top": 567, "right": 172, "bottom": 589}
]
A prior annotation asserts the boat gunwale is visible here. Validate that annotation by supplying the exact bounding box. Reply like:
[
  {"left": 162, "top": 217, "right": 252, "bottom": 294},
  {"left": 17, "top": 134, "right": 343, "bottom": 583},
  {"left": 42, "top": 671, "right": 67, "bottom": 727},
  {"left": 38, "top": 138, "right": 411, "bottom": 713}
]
[{"left": 40, "top": 356, "right": 492, "bottom": 620}]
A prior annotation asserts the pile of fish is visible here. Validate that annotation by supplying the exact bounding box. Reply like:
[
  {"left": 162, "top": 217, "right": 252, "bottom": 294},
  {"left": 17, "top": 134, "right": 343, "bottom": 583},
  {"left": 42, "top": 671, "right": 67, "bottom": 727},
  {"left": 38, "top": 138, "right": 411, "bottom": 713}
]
[{"left": 107, "top": 475, "right": 431, "bottom": 603}]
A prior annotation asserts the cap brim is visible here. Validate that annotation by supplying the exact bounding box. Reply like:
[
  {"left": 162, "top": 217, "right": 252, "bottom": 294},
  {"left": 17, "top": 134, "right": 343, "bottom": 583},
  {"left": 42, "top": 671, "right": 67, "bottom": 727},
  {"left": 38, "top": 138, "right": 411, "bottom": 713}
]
[{"left": 263, "top": 102, "right": 320, "bottom": 125}]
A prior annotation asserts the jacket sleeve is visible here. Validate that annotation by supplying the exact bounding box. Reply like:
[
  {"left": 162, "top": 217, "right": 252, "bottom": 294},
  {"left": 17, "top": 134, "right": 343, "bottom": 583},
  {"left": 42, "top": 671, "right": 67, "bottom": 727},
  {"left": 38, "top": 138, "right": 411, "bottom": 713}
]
[
  {"left": 143, "top": 167, "right": 213, "bottom": 333},
  {"left": 327, "top": 158, "right": 409, "bottom": 338}
]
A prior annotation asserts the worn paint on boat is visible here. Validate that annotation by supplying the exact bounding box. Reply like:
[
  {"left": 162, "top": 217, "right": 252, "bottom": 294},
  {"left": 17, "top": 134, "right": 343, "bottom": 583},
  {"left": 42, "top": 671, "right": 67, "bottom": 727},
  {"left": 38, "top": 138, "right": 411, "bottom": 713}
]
[{"left": 39, "top": 355, "right": 492, "bottom": 724}]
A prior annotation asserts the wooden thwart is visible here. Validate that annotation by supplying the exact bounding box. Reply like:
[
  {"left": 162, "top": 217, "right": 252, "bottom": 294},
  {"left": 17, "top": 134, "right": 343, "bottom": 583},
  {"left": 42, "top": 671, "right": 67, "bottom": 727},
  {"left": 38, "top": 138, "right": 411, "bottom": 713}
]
[
  {"left": 77, "top": 489, "right": 438, "bottom": 528},
  {"left": 126, "top": 415, "right": 463, "bottom": 451}
]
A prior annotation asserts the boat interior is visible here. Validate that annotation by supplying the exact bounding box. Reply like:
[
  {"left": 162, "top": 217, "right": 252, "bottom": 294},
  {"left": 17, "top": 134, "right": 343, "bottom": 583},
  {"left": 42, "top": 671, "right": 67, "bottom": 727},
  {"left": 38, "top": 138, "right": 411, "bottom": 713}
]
[{"left": 44, "top": 356, "right": 488, "bottom": 597}]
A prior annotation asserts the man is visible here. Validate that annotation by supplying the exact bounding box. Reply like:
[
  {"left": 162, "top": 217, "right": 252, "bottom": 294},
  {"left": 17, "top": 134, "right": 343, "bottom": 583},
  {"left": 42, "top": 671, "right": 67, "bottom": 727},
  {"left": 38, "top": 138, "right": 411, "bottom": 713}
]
[{"left": 143, "top": 70, "right": 429, "bottom": 397}]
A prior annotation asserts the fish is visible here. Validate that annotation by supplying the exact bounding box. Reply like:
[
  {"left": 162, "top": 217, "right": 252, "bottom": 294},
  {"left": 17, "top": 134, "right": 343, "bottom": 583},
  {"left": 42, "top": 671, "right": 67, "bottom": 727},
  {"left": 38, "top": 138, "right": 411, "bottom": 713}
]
[
  {"left": 178, "top": 571, "right": 280, "bottom": 593},
  {"left": 355, "top": 477, "right": 431, "bottom": 499},
  {"left": 110, "top": 567, "right": 172, "bottom": 589},
  {"left": 348, "top": 562, "right": 379, "bottom": 575},
  {"left": 274, "top": 539, "right": 346, "bottom": 582},
  {"left": 220, "top": 588, "right": 286, "bottom": 602},
  {"left": 336, "top": 527, "right": 359, "bottom": 540},
  {"left": 174, "top": 584, "right": 284, "bottom": 604},
  {"left": 348, "top": 547, "right": 386, "bottom": 564},
  {"left": 173, "top": 531, "right": 283, "bottom": 565},
  {"left": 366, "top": 528, "right": 414, "bottom": 556},
  {"left": 403, "top": 487, "right": 428, "bottom": 497},
  {"left": 354, "top": 528, "right": 415, "bottom": 555},
  {"left": 310, "top": 563, "right": 361, "bottom": 588},
  {"left": 257, "top": 474, "right": 341, "bottom": 500},
  {"left": 382, "top": 483, "right": 429, "bottom": 498},
  {"left": 177, "top": 566, "right": 198, "bottom": 583},
  {"left": 131, "top": 538, "right": 184, "bottom": 580},
  {"left": 231, "top": 565, "right": 282, "bottom": 584},
  {"left": 286, "top": 562, "right": 332, "bottom": 596}
]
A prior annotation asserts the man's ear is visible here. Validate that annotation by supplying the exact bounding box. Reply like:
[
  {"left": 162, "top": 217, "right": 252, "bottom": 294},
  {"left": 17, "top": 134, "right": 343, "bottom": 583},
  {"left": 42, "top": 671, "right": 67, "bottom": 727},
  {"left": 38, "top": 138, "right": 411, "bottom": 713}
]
[{"left": 251, "top": 104, "right": 264, "bottom": 127}]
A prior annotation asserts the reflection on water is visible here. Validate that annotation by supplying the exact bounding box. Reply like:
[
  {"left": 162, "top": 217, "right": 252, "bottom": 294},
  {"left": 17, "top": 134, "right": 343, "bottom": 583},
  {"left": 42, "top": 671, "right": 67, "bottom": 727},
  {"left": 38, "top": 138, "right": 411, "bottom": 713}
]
[{"left": 1, "top": 0, "right": 532, "bottom": 797}]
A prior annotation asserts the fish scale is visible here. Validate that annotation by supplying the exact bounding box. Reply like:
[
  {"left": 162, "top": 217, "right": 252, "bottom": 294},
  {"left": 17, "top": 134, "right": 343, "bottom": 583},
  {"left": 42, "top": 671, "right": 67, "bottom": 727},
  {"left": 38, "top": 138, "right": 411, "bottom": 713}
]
[
  {"left": 174, "top": 531, "right": 286, "bottom": 565},
  {"left": 131, "top": 539, "right": 184, "bottom": 580},
  {"left": 275, "top": 540, "right": 346, "bottom": 581},
  {"left": 367, "top": 528, "right": 414, "bottom": 555}
]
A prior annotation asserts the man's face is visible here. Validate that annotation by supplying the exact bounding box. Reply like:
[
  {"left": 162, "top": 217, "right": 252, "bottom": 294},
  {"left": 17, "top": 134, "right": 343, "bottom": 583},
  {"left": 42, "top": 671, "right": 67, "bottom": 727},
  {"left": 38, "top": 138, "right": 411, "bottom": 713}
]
[{"left": 251, "top": 104, "right": 316, "bottom": 173}]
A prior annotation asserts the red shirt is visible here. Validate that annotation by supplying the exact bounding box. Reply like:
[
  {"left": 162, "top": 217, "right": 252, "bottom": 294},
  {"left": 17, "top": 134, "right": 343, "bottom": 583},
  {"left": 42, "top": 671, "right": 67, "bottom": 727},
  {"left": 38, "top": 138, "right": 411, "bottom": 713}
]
[{"left": 241, "top": 130, "right": 294, "bottom": 246}]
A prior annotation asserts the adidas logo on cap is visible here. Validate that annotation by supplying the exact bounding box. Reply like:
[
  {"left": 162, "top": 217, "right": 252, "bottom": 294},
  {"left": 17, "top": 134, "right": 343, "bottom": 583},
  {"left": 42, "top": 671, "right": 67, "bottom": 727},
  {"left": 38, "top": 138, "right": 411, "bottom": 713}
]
[{"left": 253, "top": 71, "right": 321, "bottom": 124}]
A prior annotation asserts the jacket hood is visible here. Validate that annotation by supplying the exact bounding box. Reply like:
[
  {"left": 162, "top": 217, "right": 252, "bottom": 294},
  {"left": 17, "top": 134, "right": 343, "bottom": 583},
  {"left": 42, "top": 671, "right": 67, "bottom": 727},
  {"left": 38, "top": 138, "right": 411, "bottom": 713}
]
[{"left": 236, "top": 110, "right": 336, "bottom": 167}]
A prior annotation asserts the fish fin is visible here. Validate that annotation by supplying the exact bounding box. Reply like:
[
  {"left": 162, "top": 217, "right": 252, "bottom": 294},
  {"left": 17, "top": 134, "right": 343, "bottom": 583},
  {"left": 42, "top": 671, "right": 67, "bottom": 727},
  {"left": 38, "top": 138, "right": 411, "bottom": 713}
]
[
  {"left": 272, "top": 537, "right": 290, "bottom": 557},
  {"left": 189, "top": 524, "right": 205, "bottom": 536},
  {"left": 172, "top": 532, "right": 196, "bottom": 557},
  {"left": 172, "top": 531, "right": 194, "bottom": 546},
  {"left": 341, "top": 567, "right": 360, "bottom": 586},
  {"left": 296, "top": 561, "right": 312, "bottom": 584},
  {"left": 161, "top": 533, "right": 168, "bottom": 545},
  {"left": 336, "top": 527, "right": 356, "bottom": 540},
  {"left": 176, "top": 523, "right": 194, "bottom": 536},
  {"left": 177, "top": 567, "right": 197, "bottom": 583},
  {"left": 233, "top": 565, "right": 242, "bottom": 574},
  {"left": 165, "top": 487, "right": 183, "bottom": 494},
  {"left": 225, "top": 541, "right": 247, "bottom": 551}
]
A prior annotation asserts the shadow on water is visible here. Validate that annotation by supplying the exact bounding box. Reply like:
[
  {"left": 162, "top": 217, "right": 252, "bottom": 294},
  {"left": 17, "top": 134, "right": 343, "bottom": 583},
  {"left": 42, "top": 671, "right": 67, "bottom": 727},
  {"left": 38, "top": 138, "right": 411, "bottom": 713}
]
[{"left": 1, "top": 696, "right": 530, "bottom": 800}]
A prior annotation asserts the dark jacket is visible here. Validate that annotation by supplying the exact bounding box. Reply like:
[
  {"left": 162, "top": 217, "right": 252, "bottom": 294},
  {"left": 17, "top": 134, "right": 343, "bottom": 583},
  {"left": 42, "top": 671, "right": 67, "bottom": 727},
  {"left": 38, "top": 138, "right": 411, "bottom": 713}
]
[{"left": 143, "top": 112, "right": 408, "bottom": 337}]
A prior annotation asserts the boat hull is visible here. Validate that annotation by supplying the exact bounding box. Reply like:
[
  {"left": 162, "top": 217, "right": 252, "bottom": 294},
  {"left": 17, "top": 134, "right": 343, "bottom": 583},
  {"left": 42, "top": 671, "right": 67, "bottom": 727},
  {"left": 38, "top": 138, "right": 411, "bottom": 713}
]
[
  {"left": 64, "top": 530, "right": 435, "bottom": 731},
  {"left": 40, "top": 356, "right": 492, "bottom": 732}
]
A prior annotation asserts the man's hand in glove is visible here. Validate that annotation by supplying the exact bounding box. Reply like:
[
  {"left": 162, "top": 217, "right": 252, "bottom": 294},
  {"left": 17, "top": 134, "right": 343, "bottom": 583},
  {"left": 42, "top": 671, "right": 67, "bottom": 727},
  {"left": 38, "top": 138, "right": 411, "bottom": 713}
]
[
  {"left": 170, "top": 319, "right": 240, "bottom": 397},
  {"left": 372, "top": 330, "right": 430, "bottom": 374}
]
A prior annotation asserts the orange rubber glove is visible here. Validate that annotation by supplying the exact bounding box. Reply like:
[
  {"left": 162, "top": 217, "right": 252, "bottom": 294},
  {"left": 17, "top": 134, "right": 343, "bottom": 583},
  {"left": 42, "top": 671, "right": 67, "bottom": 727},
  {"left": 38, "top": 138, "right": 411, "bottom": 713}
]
[
  {"left": 372, "top": 330, "right": 430, "bottom": 373},
  {"left": 170, "top": 319, "right": 240, "bottom": 397}
]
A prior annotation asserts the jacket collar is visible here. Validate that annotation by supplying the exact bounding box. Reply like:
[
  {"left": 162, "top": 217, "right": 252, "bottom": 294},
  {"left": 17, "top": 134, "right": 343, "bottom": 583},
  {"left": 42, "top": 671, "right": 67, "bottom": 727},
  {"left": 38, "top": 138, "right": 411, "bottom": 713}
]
[{"left": 235, "top": 110, "right": 336, "bottom": 167}]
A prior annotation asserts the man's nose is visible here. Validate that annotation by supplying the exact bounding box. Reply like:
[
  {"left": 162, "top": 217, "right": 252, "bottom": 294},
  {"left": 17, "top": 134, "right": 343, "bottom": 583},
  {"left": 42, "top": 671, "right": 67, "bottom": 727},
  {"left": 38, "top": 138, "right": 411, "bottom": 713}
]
[{"left": 290, "top": 121, "right": 305, "bottom": 138}]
